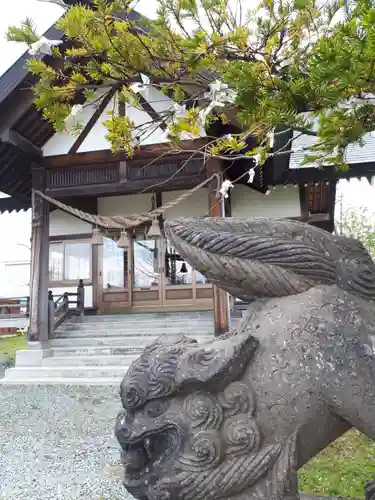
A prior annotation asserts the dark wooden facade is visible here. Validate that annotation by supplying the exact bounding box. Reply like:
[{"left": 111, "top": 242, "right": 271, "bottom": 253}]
[{"left": 1, "top": 17, "right": 375, "bottom": 341}]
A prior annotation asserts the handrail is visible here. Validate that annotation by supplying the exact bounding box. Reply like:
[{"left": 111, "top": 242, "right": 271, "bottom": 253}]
[{"left": 48, "top": 280, "right": 85, "bottom": 339}]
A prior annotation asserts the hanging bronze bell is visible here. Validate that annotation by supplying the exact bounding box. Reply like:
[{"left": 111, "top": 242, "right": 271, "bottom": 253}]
[
  {"left": 147, "top": 218, "right": 162, "bottom": 239},
  {"left": 91, "top": 227, "right": 103, "bottom": 245},
  {"left": 117, "top": 230, "right": 129, "bottom": 249},
  {"left": 180, "top": 262, "right": 188, "bottom": 273}
]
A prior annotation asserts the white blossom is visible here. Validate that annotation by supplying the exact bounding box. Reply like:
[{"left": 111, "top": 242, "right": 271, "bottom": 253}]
[
  {"left": 160, "top": 128, "right": 172, "bottom": 142},
  {"left": 219, "top": 179, "right": 234, "bottom": 198},
  {"left": 205, "top": 80, "right": 237, "bottom": 104},
  {"left": 247, "top": 168, "right": 255, "bottom": 184},
  {"left": 130, "top": 82, "right": 147, "bottom": 94},
  {"left": 199, "top": 79, "right": 237, "bottom": 123},
  {"left": 63, "top": 105, "right": 84, "bottom": 133},
  {"left": 253, "top": 153, "right": 262, "bottom": 166},
  {"left": 69, "top": 104, "right": 83, "bottom": 117},
  {"left": 172, "top": 103, "right": 187, "bottom": 120},
  {"left": 141, "top": 74, "right": 150, "bottom": 85},
  {"left": 209, "top": 80, "right": 228, "bottom": 94},
  {"left": 341, "top": 92, "right": 375, "bottom": 109},
  {"left": 28, "top": 36, "right": 62, "bottom": 56}
]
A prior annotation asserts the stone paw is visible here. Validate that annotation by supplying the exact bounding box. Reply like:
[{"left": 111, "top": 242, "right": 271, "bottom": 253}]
[{"left": 365, "top": 477, "right": 375, "bottom": 500}]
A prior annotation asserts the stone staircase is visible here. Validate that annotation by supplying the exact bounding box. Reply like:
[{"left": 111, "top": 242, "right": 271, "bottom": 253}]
[{"left": 2, "top": 312, "right": 217, "bottom": 385}]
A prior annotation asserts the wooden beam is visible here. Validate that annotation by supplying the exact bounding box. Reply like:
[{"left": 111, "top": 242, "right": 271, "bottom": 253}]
[
  {"left": 138, "top": 95, "right": 168, "bottom": 131},
  {"left": 207, "top": 158, "right": 229, "bottom": 336},
  {"left": 1, "top": 129, "right": 42, "bottom": 158},
  {"left": 29, "top": 167, "right": 50, "bottom": 344},
  {"left": 49, "top": 233, "right": 93, "bottom": 242},
  {"left": 45, "top": 174, "right": 207, "bottom": 198},
  {"left": 69, "top": 88, "right": 117, "bottom": 154},
  {"left": 43, "top": 138, "right": 210, "bottom": 168}
]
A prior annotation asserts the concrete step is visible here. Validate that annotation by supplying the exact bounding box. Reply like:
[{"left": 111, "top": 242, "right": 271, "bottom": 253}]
[
  {"left": 42, "top": 355, "right": 137, "bottom": 367},
  {"left": 78, "top": 313, "right": 214, "bottom": 323},
  {"left": 50, "top": 346, "right": 143, "bottom": 357},
  {"left": 0, "top": 377, "right": 122, "bottom": 386},
  {"left": 49, "top": 335, "right": 211, "bottom": 347},
  {"left": 55, "top": 327, "right": 214, "bottom": 338},
  {"left": 3, "top": 365, "right": 130, "bottom": 380},
  {"left": 57, "top": 322, "right": 214, "bottom": 332},
  {"left": 49, "top": 337, "right": 144, "bottom": 348}
]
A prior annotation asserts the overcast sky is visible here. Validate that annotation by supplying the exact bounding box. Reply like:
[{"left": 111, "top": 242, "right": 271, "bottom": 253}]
[{"left": 0, "top": 0, "right": 374, "bottom": 295}]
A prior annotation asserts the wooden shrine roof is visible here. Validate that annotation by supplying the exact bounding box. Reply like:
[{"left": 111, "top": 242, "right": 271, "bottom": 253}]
[{"left": 0, "top": 2, "right": 375, "bottom": 214}]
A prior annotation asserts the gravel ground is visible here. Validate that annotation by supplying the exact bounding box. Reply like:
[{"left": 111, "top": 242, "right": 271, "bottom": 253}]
[
  {"left": 0, "top": 385, "right": 134, "bottom": 500},
  {"left": 0, "top": 385, "right": 352, "bottom": 500}
]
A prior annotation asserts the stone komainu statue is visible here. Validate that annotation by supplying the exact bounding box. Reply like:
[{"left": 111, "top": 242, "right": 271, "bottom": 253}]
[{"left": 115, "top": 217, "right": 375, "bottom": 500}]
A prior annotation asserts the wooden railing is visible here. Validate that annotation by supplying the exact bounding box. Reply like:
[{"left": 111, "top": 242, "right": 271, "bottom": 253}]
[
  {"left": 48, "top": 280, "right": 85, "bottom": 338},
  {"left": 0, "top": 296, "right": 30, "bottom": 330}
]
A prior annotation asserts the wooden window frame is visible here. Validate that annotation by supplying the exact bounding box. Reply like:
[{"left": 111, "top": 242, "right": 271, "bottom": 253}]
[{"left": 48, "top": 238, "right": 93, "bottom": 286}]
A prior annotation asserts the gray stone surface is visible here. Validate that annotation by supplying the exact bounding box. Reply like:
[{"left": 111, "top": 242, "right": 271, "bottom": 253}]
[
  {"left": 0, "top": 385, "right": 135, "bottom": 500},
  {"left": 301, "top": 497, "right": 356, "bottom": 500},
  {"left": 0, "top": 354, "right": 13, "bottom": 378},
  {"left": 300, "top": 497, "right": 354, "bottom": 500},
  {"left": 115, "top": 217, "right": 375, "bottom": 500}
]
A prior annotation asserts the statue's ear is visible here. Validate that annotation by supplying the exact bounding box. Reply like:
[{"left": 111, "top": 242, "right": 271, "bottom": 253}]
[
  {"left": 175, "top": 329, "right": 258, "bottom": 393},
  {"left": 164, "top": 217, "right": 339, "bottom": 301}
]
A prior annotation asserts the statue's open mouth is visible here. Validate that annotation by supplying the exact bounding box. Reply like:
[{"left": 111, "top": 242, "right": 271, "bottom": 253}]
[{"left": 120, "top": 426, "right": 181, "bottom": 489}]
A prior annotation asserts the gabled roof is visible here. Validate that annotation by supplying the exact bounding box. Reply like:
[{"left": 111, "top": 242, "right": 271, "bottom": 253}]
[
  {"left": 1, "top": 1, "right": 375, "bottom": 214},
  {"left": 0, "top": 21, "right": 64, "bottom": 211},
  {"left": 0, "top": 5, "right": 143, "bottom": 213}
]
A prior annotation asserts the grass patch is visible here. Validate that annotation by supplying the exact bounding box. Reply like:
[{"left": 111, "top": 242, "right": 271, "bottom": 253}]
[
  {"left": 299, "top": 429, "right": 375, "bottom": 498},
  {"left": 0, "top": 335, "right": 27, "bottom": 360}
]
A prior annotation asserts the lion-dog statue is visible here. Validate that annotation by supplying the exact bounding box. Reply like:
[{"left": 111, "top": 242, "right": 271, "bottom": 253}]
[{"left": 115, "top": 217, "right": 375, "bottom": 500}]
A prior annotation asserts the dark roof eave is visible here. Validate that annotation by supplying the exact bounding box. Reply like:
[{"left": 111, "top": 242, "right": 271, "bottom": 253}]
[{"left": 0, "top": 196, "right": 30, "bottom": 214}]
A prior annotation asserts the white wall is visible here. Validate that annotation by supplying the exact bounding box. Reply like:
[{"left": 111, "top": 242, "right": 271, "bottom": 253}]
[
  {"left": 49, "top": 209, "right": 92, "bottom": 237},
  {"left": 98, "top": 193, "right": 153, "bottom": 216},
  {"left": 231, "top": 185, "right": 300, "bottom": 218},
  {"left": 162, "top": 189, "right": 208, "bottom": 218},
  {"left": 0, "top": 261, "right": 30, "bottom": 298}
]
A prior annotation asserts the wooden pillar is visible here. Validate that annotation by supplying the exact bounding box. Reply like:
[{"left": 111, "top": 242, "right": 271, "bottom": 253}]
[
  {"left": 92, "top": 242, "right": 100, "bottom": 310},
  {"left": 29, "top": 168, "right": 50, "bottom": 344},
  {"left": 77, "top": 279, "right": 85, "bottom": 322},
  {"left": 207, "top": 159, "right": 230, "bottom": 336},
  {"left": 48, "top": 290, "right": 55, "bottom": 339},
  {"left": 299, "top": 184, "right": 309, "bottom": 222}
]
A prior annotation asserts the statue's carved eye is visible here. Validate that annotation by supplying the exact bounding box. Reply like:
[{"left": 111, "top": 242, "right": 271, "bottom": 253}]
[{"left": 145, "top": 400, "right": 169, "bottom": 418}]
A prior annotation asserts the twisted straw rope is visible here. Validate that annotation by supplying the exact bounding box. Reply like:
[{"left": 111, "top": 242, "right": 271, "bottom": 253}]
[{"left": 33, "top": 173, "right": 218, "bottom": 230}]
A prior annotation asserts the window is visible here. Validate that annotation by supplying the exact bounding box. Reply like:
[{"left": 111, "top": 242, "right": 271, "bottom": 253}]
[
  {"left": 103, "top": 237, "right": 128, "bottom": 288},
  {"left": 164, "top": 243, "right": 193, "bottom": 285},
  {"left": 49, "top": 241, "right": 91, "bottom": 282},
  {"left": 133, "top": 238, "right": 159, "bottom": 288}
]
